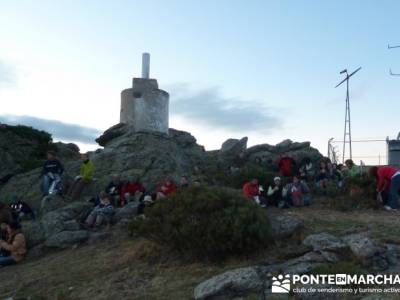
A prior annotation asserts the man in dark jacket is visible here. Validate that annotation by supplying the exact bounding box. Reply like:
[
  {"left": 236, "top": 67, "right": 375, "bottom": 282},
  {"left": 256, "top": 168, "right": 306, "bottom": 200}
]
[
  {"left": 105, "top": 175, "right": 123, "bottom": 206},
  {"left": 42, "top": 151, "right": 64, "bottom": 195}
]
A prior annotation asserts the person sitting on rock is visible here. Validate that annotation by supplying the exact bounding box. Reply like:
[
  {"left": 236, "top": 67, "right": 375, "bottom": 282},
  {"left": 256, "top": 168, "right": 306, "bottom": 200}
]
[
  {"left": 120, "top": 176, "right": 145, "bottom": 206},
  {"left": 243, "top": 179, "right": 265, "bottom": 205},
  {"left": 0, "top": 220, "right": 27, "bottom": 267},
  {"left": 137, "top": 195, "right": 155, "bottom": 216},
  {"left": 9, "top": 198, "right": 35, "bottom": 221},
  {"left": 267, "top": 177, "right": 284, "bottom": 207},
  {"left": 369, "top": 166, "right": 400, "bottom": 211},
  {"left": 299, "top": 157, "right": 314, "bottom": 181},
  {"left": 85, "top": 192, "right": 115, "bottom": 228},
  {"left": 105, "top": 175, "right": 123, "bottom": 206},
  {"left": 156, "top": 178, "right": 177, "bottom": 200},
  {"left": 316, "top": 160, "right": 329, "bottom": 188},
  {"left": 68, "top": 153, "right": 94, "bottom": 200},
  {"left": 180, "top": 176, "right": 190, "bottom": 188},
  {"left": 42, "top": 151, "right": 64, "bottom": 195},
  {"left": 283, "top": 175, "right": 311, "bottom": 207},
  {"left": 278, "top": 155, "right": 296, "bottom": 178}
]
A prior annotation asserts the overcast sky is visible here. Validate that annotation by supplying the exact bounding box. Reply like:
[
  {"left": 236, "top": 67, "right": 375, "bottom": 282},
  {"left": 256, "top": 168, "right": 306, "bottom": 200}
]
[{"left": 0, "top": 0, "right": 399, "bottom": 164}]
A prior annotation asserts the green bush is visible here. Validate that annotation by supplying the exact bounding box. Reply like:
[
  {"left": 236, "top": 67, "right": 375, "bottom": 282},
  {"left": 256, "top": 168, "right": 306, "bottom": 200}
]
[
  {"left": 130, "top": 187, "right": 272, "bottom": 260},
  {"left": 0, "top": 124, "right": 55, "bottom": 172}
]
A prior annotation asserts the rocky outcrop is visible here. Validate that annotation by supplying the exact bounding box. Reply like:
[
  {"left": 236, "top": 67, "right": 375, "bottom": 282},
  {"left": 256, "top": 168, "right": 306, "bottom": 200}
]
[
  {"left": 342, "top": 233, "right": 380, "bottom": 259},
  {"left": 194, "top": 232, "right": 400, "bottom": 299},
  {"left": 194, "top": 267, "right": 263, "bottom": 300},
  {"left": 270, "top": 214, "right": 304, "bottom": 240},
  {"left": 0, "top": 123, "right": 323, "bottom": 210},
  {"left": 220, "top": 137, "right": 248, "bottom": 156},
  {"left": 45, "top": 230, "right": 89, "bottom": 248},
  {"left": 0, "top": 124, "right": 80, "bottom": 181}
]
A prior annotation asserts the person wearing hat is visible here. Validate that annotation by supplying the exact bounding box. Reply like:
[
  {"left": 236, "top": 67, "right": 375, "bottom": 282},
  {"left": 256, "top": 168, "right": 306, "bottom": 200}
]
[
  {"left": 0, "top": 220, "right": 27, "bottom": 267},
  {"left": 267, "top": 177, "right": 284, "bottom": 207},
  {"left": 137, "top": 195, "right": 154, "bottom": 216}
]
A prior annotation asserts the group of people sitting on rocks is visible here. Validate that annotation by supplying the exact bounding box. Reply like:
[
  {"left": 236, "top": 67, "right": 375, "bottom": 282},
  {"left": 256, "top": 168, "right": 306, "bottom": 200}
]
[
  {"left": 2, "top": 149, "right": 400, "bottom": 268},
  {"left": 83, "top": 175, "right": 195, "bottom": 229},
  {"left": 242, "top": 175, "right": 311, "bottom": 209},
  {"left": 242, "top": 156, "right": 364, "bottom": 209}
]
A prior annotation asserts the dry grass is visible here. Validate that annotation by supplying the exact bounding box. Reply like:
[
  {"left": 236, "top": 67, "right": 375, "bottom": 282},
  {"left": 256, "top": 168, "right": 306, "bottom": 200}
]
[
  {"left": 0, "top": 233, "right": 255, "bottom": 300},
  {"left": 1, "top": 200, "right": 400, "bottom": 299}
]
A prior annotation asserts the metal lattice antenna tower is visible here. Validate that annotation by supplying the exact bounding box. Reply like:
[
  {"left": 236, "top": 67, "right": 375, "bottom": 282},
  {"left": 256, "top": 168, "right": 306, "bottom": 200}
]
[
  {"left": 388, "top": 44, "right": 400, "bottom": 76},
  {"left": 335, "top": 67, "right": 362, "bottom": 163}
]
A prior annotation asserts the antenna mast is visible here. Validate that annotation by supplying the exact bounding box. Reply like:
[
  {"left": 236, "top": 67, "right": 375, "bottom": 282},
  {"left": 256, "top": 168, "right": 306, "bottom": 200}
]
[
  {"left": 388, "top": 44, "right": 400, "bottom": 76},
  {"left": 335, "top": 67, "right": 362, "bottom": 163}
]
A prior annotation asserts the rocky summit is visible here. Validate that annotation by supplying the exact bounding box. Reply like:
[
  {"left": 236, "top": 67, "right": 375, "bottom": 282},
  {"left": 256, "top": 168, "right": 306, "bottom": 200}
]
[{"left": 0, "top": 123, "right": 322, "bottom": 210}]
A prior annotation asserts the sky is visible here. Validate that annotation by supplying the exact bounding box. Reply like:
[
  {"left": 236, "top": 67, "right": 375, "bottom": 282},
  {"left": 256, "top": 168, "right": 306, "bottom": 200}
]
[{"left": 0, "top": 0, "right": 399, "bottom": 164}]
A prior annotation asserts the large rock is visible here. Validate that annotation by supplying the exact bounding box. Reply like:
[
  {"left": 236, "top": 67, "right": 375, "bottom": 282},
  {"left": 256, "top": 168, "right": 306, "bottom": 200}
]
[
  {"left": 45, "top": 230, "right": 89, "bottom": 248},
  {"left": 41, "top": 201, "right": 92, "bottom": 237},
  {"left": 195, "top": 252, "right": 328, "bottom": 300},
  {"left": 276, "top": 139, "right": 293, "bottom": 149},
  {"left": 95, "top": 123, "right": 129, "bottom": 147},
  {"left": 90, "top": 126, "right": 207, "bottom": 191},
  {"left": 342, "top": 233, "right": 379, "bottom": 259},
  {"left": 194, "top": 267, "right": 263, "bottom": 300},
  {"left": 269, "top": 214, "right": 304, "bottom": 240},
  {"left": 113, "top": 201, "right": 140, "bottom": 223},
  {"left": 22, "top": 220, "right": 45, "bottom": 248},
  {"left": 220, "top": 137, "right": 248, "bottom": 156},
  {"left": 303, "top": 233, "right": 350, "bottom": 263},
  {"left": 264, "top": 252, "right": 326, "bottom": 275},
  {"left": 303, "top": 233, "right": 348, "bottom": 253},
  {"left": 40, "top": 195, "right": 67, "bottom": 215}
]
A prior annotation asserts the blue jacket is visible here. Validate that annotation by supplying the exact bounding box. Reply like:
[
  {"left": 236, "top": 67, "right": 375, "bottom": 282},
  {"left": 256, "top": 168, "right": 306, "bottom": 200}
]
[{"left": 42, "top": 159, "right": 64, "bottom": 175}]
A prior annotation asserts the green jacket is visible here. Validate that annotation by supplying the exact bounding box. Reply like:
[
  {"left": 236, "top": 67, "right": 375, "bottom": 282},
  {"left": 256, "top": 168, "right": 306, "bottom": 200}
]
[
  {"left": 80, "top": 160, "right": 94, "bottom": 181},
  {"left": 344, "top": 165, "right": 360, "bottom": 177}
]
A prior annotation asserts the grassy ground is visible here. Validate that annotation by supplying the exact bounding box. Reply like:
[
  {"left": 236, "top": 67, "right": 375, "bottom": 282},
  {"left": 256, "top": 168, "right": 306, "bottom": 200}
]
[{"left": 1, "top": 201, "right": 400, "bottom": 300}]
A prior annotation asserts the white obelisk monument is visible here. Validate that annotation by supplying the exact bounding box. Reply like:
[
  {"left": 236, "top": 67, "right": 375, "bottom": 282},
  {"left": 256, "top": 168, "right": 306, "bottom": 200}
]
[{"left": 120, "top": 53, "right": 169, "bottom": 134}]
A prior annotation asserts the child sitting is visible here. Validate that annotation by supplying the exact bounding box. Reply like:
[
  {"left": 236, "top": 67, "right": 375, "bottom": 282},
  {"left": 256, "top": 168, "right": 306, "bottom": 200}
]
[{"left": 85, "top": 192, "right": 115, "bottom": 228}]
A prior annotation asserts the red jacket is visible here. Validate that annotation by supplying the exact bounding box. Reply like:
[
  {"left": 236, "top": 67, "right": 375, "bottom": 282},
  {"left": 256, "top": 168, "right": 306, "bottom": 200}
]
[
  {"left": 377, "top": 166, "right": 399, "bottom": 192},
  {"left": 278, "top": 156, "right": 295, "bottom": 177},
  {"left": 243, "top": 182, "right": 260, "bottom": 199},
  {"left": 157, "top": 183, "right": 177, "bottom": 197},
  {"left": 121, "top": 182, "right": 144, "bottom": 198}
]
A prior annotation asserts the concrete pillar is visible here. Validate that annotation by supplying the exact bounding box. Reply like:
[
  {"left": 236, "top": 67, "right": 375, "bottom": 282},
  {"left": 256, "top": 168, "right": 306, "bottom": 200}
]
[{"left": 142, "top": 53, "right": 150, "bottom": 79}]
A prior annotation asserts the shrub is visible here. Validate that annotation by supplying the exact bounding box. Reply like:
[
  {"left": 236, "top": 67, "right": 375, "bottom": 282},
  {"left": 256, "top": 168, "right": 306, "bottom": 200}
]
[
  {"left": 130, "top": 187, "right": 272, "bottom": 260},
  {"left": 0, "top": 124, "right": 55, "bottom": 172}
]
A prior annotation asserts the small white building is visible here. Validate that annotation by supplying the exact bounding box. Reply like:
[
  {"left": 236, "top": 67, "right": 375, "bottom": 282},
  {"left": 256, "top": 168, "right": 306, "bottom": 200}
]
[{"left": 120, "top": 53, "right": 169, "bottom": 134}]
